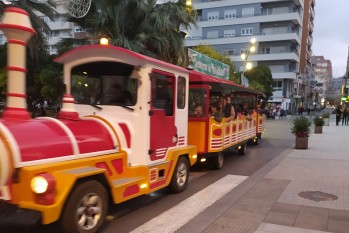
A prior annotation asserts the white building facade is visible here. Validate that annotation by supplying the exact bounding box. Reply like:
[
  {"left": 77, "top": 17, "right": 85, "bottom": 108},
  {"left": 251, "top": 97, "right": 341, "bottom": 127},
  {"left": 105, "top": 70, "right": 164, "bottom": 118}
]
[
  {"left": 185, "top": 0, "right": 306, "bottom": 108},
  {"left": 0, "top": 1, "right": 82, "bottom": 55}
]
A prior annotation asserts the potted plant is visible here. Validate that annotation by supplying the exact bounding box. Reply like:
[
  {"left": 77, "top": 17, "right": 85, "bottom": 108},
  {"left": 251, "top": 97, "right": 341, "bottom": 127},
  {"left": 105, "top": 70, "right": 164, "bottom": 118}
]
[
  {"left": 313, "top": 116, "right": 324, "bottom": 134},
  {"left": 322, "top": 112, "right": 330, "bottom": 126},
  {"left": 291, "top": 116, "right": 311, "bottom": 149}
]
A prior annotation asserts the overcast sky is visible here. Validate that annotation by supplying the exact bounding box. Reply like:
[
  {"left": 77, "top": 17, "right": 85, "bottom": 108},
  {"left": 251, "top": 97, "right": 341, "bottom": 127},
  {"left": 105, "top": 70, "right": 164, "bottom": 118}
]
[{"left": 312, "top": 0, "right": 349, "bottom": 77}]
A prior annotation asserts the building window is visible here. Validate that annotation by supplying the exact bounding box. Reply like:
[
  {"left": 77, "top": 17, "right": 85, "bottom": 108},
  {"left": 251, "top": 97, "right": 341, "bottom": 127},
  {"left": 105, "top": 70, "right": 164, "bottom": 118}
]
[
  {"left": 241, "top": 28, "right": 253, "bottom": 36},
  {"left": 75, "top": 27, "right": 85, "bottom": 32},
  {"left": 224, "top": 29, "right": 235, "bottom": 37},
  {"left": 207, "top": 31, "right": 218, "bottom": 39},
  {"left": 273, "top": 81, "right": 283, "bottom": 92},
  {"left": 242, "top": 7, "right": 254, "bottom": 17},
  {"left": 261, "top": 46, "right": 271, "bottom": 54},
  {"left": 40, "top": 16, "right": 50, "bottom": 23},
  {"left": 208, "top": 11, "right": 219, "bottom": 20},
  {"left": 224, "top": 9, "right": 236, "bottom": 19},
  {"left": 225, "top": 50, "right": 234, "bottom": 55}
]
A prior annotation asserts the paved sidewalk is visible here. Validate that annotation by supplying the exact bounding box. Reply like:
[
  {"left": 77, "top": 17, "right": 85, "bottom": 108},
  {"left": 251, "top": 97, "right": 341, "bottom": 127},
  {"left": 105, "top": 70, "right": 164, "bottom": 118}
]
[
  {"left": 257, "top": 118, "right": 349, "bottom": 233},
  {"left": 179, "top": 116, "right": 349, "bottom": 233}
]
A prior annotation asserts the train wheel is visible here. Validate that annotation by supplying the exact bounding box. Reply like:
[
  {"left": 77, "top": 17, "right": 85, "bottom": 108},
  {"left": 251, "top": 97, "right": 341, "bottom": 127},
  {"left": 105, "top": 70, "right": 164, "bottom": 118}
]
[
  {"left": 238, "top": 143, "right": 247, "bottom": 156},
  {"left": 212, "top": 152, "right": 224, "bottom": 170},
  {"left": 60, "top": 180, "right": 108, "bottom": 233},
  {"left": 169, "top": 156, "right": 189, "bottom": 193}
]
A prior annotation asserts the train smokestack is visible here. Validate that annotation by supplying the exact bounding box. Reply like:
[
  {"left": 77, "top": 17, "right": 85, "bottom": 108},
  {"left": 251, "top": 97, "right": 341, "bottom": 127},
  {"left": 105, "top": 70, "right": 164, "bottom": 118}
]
[{"left": 0, "top": 7, "right": 35, "bottom": 119}]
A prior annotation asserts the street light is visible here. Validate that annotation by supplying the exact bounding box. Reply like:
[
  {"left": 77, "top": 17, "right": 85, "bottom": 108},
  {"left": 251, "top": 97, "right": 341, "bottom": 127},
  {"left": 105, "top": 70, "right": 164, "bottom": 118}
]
[
  {"left": 239, "top": 38, "right": 256, "bottom": 85},
  {"left": 240, "top": 38, "right": 256, "bottom": 71}
]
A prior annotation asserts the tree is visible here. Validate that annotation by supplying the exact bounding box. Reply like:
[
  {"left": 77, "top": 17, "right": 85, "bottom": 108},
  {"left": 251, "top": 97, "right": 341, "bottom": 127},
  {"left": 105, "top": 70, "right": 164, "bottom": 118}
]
[
  {"left": 39, "top": 61, "right": 64, "bottom": 103},
  {"left": 192, "top": 45, "right": 238, "bottom": 82},
  {"left": 65, "top": 0, "right": 196, "bottom": 65},
  {"left": 0, "top": 0, "right": 57, "bottom": 64},
  {"left": 243, "top": 65, "right": 273, "bottom": 100}
]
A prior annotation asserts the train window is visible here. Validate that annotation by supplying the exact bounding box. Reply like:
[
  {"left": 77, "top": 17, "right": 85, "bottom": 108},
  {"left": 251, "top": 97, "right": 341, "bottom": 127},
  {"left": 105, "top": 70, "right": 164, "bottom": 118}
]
[
  {"left": 177, "top": 76, "right": 186, "bottom": 109},
  {"left": 189, "top": 88, "right": 206, "bottom": 117},
  {"left": 151, "top": 72, "right": 174, "bottom": 116},
  {"left": 71, "top": 61, "right": 137, "bottom": 106}
]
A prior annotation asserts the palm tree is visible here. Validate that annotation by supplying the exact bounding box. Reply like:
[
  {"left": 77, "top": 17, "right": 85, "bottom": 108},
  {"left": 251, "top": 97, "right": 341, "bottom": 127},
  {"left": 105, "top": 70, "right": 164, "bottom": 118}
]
[
  {"left": 68, "top": 0, "right": 197, "bottom": 65},
  {"left": 0, "top": 1, "right": 58, "bottom": 107},
  {"left": 0, "top": 0, "right": 57, "bottom": 63}
]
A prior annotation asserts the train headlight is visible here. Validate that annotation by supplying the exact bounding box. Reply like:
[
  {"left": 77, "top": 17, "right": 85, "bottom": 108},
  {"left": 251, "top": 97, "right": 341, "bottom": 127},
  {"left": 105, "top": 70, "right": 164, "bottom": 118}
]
[{"left": 30, "top": 173, "right": 55, "bottom": 194}]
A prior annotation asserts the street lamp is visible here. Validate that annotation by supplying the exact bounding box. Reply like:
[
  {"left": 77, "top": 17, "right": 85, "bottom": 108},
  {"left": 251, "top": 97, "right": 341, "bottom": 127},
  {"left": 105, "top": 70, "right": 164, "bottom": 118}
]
[
  {"left": 240, "top": 38, "right": 256, "bottom": 71},
  {"left": 239, "top": 38, "right": 256, "bottom": 85}
]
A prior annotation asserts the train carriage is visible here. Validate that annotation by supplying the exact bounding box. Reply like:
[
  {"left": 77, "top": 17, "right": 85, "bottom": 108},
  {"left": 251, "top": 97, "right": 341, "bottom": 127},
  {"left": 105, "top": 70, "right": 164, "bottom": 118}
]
[{"left": 188, "top": 70, "right": 265, "bottom": 169}]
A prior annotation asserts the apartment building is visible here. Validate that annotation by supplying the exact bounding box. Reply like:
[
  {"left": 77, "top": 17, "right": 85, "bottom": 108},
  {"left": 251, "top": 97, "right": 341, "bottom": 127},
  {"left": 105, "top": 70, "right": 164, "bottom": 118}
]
[
  {"left": 0, "top": 1, "right": 83, "bottom": 54},
  {"left": 184, "top": 0, "right": 316, "bottom": 111},
  {"left": 311, "top": 55, "right": 333, "bottom": 105}
]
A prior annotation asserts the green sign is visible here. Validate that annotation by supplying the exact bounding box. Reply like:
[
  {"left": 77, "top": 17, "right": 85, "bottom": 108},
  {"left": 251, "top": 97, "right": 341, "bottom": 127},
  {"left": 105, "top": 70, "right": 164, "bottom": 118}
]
[
  {"left": 241, "top": 74, "right": 249, "bottom": 87},
  {"left": 188, "top": 49, "right": 230, "bottom": 79}
]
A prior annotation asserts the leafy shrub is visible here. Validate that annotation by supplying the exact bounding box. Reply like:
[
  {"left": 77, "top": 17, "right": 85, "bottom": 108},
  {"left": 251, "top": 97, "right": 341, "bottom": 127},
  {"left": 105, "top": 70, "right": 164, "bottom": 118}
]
[
  {"left": 291, "top": 116, "right": 312, "bottom": 137},
  {"left": 313, "top": 116, "right": 324, "bottom": 126}
]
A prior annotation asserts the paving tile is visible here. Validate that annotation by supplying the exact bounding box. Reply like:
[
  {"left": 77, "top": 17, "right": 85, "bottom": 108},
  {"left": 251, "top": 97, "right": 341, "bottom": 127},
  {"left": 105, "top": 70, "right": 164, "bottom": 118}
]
[
  {"left": 304, "top": 229, "right": 332, "bottom": 233},
  {"left": 294, "top": 215, "right": 328, "bottom": 231},
  {"left": 298, "top": 206, "right": 329, "bottom": 218},
  {"left": 203, "top": 179, "right": 289, "bottom": 233},
  {"left": 328, "top": 208, "right": 349, "bottom": 222},
  {"left": 260, "top": 223, "right": 305, "bottom": 233},
  {"left": 264, "top": 211, "right": 298, "bottom": 226},
  {"left": 271, "top": 202, "right": 302, "bottom": 214},
  {"left": 264, "top": 202, "right": 301, "bottom": 226},
  {"left": 327, "top": 219, "right": 349, "bottom": 233}
]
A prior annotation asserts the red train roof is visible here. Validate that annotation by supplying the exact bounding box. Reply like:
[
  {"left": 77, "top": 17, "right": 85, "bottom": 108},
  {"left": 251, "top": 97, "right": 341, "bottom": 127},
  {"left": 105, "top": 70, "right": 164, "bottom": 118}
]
[
  {"left": 54, "top": 45, "right": 189, "bottom": 73},
  {"left": 188, "top": 70, "right": 264, "bottom": 96}
]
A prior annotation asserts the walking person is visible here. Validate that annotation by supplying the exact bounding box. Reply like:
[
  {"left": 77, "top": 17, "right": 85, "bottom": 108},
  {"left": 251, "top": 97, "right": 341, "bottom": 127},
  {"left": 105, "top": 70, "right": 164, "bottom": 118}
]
[
  {"left": 342, "top": 106, "right": 348, "bottom": 125},
  {"left": 335, "top": 106, "right": 342, "bottom": 126}
]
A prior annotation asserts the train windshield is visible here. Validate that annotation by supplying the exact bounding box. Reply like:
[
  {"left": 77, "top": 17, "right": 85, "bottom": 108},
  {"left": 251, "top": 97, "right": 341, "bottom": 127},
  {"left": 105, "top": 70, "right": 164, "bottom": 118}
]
[{"left": 71, "top": 61, "right": 138, "bottom": 106}]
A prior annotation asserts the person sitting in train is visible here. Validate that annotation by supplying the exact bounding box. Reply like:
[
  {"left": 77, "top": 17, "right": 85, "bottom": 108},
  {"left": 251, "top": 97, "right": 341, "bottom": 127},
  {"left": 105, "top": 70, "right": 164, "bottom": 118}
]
[
  {"left": 209, "top": 102, "right": 224, "bottom": 123},
  {"left": 223, "top": 95, "right": 236, "bottom": 122},
  {"left": 193, "top": 104, "right": 204, "bottom": 117},
  {"left": 245, "top": 109, "right": 253, "bottom": 121}
]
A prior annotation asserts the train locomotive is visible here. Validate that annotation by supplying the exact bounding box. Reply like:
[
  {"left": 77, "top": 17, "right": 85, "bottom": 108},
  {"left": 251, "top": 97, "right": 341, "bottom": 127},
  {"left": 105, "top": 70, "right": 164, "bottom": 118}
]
[{"left": 0, "top": 7, "right": 197, "bottom": 233}]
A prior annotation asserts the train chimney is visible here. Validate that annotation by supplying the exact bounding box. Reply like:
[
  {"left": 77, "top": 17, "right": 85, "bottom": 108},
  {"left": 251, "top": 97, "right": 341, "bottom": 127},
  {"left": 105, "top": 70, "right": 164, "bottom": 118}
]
[{"left": 0, "top": 7, "right": 35, "bottom": 120}]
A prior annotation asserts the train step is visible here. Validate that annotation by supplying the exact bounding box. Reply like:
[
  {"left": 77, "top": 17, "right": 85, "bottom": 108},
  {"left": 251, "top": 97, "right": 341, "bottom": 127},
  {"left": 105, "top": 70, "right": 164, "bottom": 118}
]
[{"left": 111, "top": 176, "right": 147, "bottom": 202}]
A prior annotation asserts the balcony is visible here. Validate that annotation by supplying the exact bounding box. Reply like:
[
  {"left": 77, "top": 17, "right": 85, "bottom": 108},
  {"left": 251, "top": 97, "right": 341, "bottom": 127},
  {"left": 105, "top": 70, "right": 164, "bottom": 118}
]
[
  {"left": 185, "top": 32, "right": 301, "bottom": 47},
  {"left": 196, "top": 12, "right": 302, "bottom": 27}
]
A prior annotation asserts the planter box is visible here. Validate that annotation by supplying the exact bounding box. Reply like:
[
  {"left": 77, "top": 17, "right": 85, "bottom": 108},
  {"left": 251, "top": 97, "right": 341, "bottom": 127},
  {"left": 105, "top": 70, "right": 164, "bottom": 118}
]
[
  {"left": 323, "top": 118, "right": 329, "bottom": 126},
  {"left": 295, "top": 136, "right": 308, "bottom": 149},
  {"left": 314, "top": 126, "right": 323, "bottom": 134}
]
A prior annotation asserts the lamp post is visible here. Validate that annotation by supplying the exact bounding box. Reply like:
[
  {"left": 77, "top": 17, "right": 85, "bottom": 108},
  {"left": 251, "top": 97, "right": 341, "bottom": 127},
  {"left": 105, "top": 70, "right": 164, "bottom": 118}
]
[{"left": 239, "top": 38, "right": 256, "bottom": 85}]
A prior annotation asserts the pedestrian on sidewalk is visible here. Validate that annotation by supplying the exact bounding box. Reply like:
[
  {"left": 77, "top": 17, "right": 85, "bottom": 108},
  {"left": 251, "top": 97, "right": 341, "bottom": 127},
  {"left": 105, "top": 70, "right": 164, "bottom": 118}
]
[
  {"left": 335, "top": 105, "right": 342, "bottom": 126},
  {"left": 342, "top": 106, "right": 348, "bottom": 125}
]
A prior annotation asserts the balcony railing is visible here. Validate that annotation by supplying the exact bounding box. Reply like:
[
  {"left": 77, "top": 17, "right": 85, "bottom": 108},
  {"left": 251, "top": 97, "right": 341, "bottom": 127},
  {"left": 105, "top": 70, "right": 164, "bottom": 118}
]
[
  {"left": 196, "top": 9, "right": 300, "bottom": 22},
  {"left": 185, "top": 31, "right": 300, "bottom": 40}
]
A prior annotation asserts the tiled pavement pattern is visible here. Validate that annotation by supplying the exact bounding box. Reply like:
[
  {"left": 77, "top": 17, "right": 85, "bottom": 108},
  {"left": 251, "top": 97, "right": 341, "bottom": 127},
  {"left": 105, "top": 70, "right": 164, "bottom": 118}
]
[
  {"left": 255, "top": 223, "right": 332, "bottom": 233},
  {"left": 202, "top": 178, "right": 289, "bottom": 233},
  {"left": 266, "top": 126, "right": 349, "bottom": 210},
  {"left": 259, "top": 122, "right": 349, "bottom": 233},
  {"left": 178, "top": 118, "right": 349, "bottom": 233},
  {"left": 262, "top": 203, "right": 349, "bottom": 233}
]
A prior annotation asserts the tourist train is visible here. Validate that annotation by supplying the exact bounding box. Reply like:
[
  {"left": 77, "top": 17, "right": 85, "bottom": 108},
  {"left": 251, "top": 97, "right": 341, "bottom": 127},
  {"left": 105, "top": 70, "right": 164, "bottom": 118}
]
[{"left": 0, "top": 7, "right": 264, "bottom": 233}]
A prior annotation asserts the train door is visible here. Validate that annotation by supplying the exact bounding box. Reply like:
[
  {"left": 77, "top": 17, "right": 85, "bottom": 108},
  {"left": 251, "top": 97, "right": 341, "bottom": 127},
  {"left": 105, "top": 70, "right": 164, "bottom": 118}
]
[{"left": 149, "top": 70, "right": 177, "bottom": 161}]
